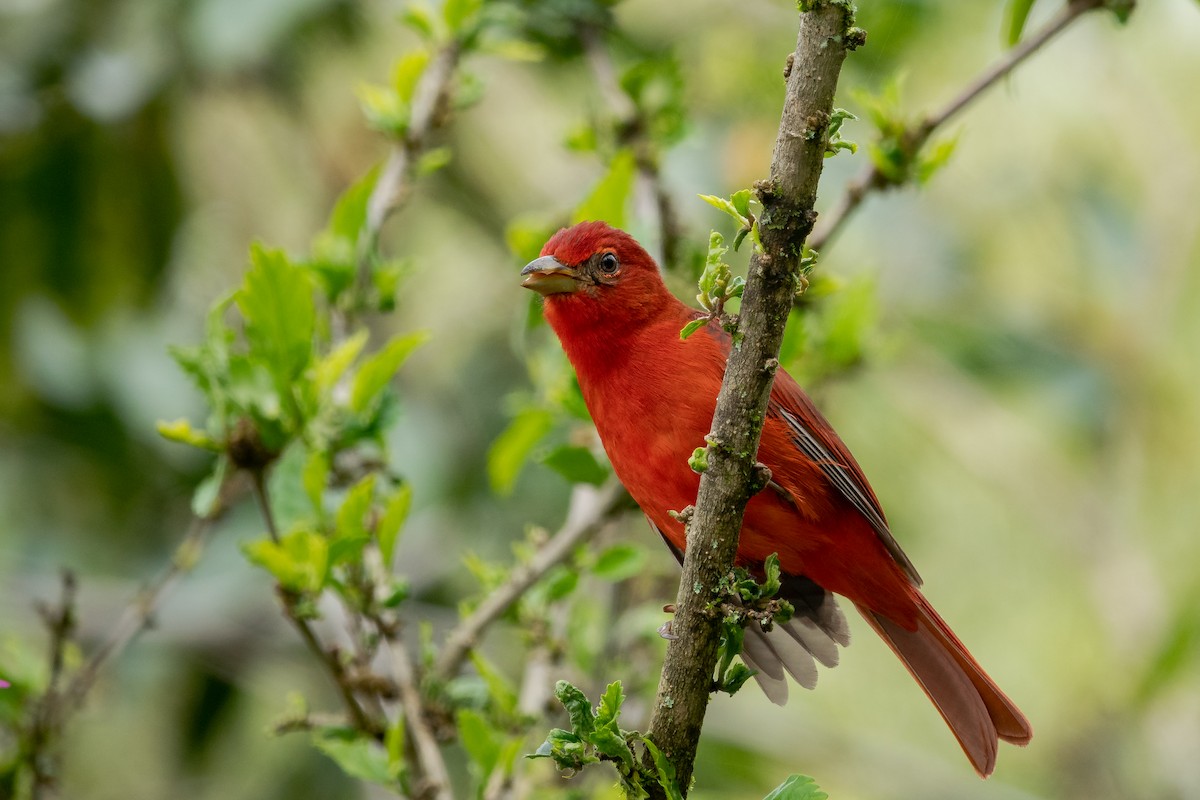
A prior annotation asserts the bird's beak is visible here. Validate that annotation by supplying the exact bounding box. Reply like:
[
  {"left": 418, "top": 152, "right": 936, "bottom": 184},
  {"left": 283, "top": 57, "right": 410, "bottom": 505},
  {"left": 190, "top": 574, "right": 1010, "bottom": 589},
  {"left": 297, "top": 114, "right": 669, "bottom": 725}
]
[{"left": 521, "top": 256, "right": 582, "bottom": 296}]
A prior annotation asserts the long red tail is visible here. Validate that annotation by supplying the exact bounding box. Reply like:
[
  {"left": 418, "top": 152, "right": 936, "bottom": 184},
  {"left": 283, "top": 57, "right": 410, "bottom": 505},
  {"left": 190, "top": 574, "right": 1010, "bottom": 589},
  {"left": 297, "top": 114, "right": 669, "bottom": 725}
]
[{"left": 856, "top": 591, "right": 1032, "bottom": 777}]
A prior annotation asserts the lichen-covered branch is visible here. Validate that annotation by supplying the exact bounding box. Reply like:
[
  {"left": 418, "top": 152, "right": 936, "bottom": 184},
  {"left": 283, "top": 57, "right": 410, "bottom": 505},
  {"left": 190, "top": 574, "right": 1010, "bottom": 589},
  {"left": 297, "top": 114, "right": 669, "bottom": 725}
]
[
  {"left": 641, "top": 4, "right": 862, "bottom": 795},
  {"left": 808, "top": 0, "right": 1108, "bottom": 253}
]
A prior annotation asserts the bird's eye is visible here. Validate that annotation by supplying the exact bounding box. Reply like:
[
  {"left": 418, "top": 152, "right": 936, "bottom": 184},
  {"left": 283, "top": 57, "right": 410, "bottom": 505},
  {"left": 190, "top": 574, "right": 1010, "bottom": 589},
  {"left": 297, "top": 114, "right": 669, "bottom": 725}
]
[{"left": 598, "top": 252, "right": 619, "bottom": 275}]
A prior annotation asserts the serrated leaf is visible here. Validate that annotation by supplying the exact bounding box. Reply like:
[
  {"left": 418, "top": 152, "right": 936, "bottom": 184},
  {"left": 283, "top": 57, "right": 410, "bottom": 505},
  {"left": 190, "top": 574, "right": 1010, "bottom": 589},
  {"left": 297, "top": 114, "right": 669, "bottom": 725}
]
[
  {"left": 487, "top": 407, "right": 553, "bottom": 495},
  {"left": 350, "top": 331, "right": 429, "bottom": 415},
  {"left": 541, "top": 444, "right": 608, "bottom": 486},
  {"left": 591, "top": 544, "right": 645, "bottom": 582},
  {"left": 312, "top": 727, "right": 395, "bottom": 785},
  {"left": 763, "top": 553, "right": 782, "bottom": 598},
  {"left": 573, "top": 149, "right": 636, "bottom": 229},
  {"left": 377, "top": 483, "right": 412, "bottom": 565},
  {"left": 594, "top": 680, "right": 624, "bottom": 729},
  {"left": 238, "top": 244, "right": 315, "bottom": 387},
  {"left": 554, "top": 680, "right": 595, "bottom": 738},
  {"left": 762, "top": 774, "right": 828, "bottom": 800},
  {"left": 721, "top": 662, "right": 756, "bottom": 696},
  {"left": 699, "top": 193, "right": 750, "bottom": 229}
]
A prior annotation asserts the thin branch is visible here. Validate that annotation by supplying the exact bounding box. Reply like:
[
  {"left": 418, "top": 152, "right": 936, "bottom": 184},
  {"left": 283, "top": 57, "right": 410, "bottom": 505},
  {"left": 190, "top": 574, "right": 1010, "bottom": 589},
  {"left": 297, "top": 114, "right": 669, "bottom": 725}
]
[
  {"left": 433, "top": 478, "right": 628, "bottom": 683},
  {"left": 808, "top": 0, "right": 1107, "bottom": 253},
  {"left": 249, "top": 470, "right": 381, "bottom": 737},
  {"left": 642, "top": 4, "right": 861, "bottom": 796},
  {"left": 379, "top": 630, "right": 454, "bottom": 800},
  {"left": 580, "top": 29, "right": 685, "bottom": 269},
  {"left": 361, "top": 40, "right": 464, "bottom": 288},
  {"left": 27, "top": 571, "right": 77, "bottom": 799}
]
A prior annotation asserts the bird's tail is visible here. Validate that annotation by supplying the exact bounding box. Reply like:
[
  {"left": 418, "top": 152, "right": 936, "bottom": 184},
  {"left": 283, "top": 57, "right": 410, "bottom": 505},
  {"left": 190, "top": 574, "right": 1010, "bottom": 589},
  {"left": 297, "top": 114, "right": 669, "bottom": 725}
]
[{"left": 855, "top": 591, "right": 1032, "bottom": 778}]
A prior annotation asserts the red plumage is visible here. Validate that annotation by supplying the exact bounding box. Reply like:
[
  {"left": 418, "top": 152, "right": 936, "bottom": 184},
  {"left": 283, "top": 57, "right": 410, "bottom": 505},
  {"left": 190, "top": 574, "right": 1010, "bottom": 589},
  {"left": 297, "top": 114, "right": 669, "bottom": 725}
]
[{"left": 521, "top": 221, "right": 1032, "bottom": 776}]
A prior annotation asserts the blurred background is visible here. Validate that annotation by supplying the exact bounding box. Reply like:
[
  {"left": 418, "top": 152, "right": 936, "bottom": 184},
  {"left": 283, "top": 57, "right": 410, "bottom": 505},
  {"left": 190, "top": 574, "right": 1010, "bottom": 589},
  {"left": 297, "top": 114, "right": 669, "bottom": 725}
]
[{"left": 2, "top": 0, "right": 1199, "bottom": 797}]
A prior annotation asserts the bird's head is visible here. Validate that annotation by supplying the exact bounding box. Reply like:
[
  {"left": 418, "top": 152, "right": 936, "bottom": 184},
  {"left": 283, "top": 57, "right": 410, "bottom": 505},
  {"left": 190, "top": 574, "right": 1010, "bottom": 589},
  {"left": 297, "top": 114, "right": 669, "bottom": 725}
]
[{"left": 520, "top": 221, "right": 676, "bottom": 333}]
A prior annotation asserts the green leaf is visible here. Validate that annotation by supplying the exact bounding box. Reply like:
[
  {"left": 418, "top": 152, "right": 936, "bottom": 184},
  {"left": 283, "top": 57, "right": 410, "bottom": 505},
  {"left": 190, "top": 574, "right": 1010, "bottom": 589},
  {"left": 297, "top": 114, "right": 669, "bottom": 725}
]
[
  {"left": 191, "top": 456, "right": 229, "bottom": 518},
  {"left": 762, "top": 774, "right": 828, "bottom": 800},
  {"left": 541, "top": 444, "right": 608, "bottom": 486},
  {"left": 594, "top": 680, "right": 624, "bottom": 728},
  {"left": 457, "top": 708, "right": 501, "bottom": 777},
  {"left": 469, "top": 652, "right": 521, "bottom": 721},
  {"left": 554, "top": 680, "right": 595, "bottom": 738},
  {"left": 238, "top": 244, "right": 315, "bottom": 387},
  {"left": 157, "top": 418, "right": 221, "bottom": 451},
  {"left": 679, "top": 318, "right": 707, "bottom": 340},
  {"left": 762, "top": 553, "right": 782, "bottom": 598},
  {"left": 377, "top": 483, "right": 413, "bottom": 565},
  {"left": 915, "top": 133, "right": 959, "bottom": 184},
  {"left": 487, "top": 407, "right": 553, "bottom": 495},
  {"left": 641, "top": 739, "right": 684, "bottom": 800},
  {"left": 721, "top": 662, "right": 756, "bottom": 696},
  {"left": 591, "top": 544, "right": 645, "bottom": 582},
  {"left": 699, "top": 193, "right": 749, "bottom": 229},
  {"left": 443, "top": 0, "right": 483, "bottom": 33},
  {"left": 506, "top": 218, "right": 556, "bottom": 263},
  {"left": 311, "top": 727, "right": 395, "bottom": 785},
  {"left": 392, "top": 50, "right": 431, "bottom": 103},
  {"left": 730, "top": 188, "right": 752, "bottom": 218},
  {"left": 688, "top": 446, "right": 708, "bottom": 473},
  {"left": 302, "top": 449, "right": 330, "bottom": 516},
  {"left": 326, "top": 168, "right": 379, "bottom": 245},
  {"left": 573, "top": 149, "right": 636, "bottom": 229},
  {"left": 315, "top": 330, "right": 369, "bottom": 394},
  {"left": 350, "top": 331, "right": 429, "bottom": 415},
  {"left": 331, "top": 474, "right": 376, "bottom": 565},
  {"left": 242, "top": 529, "right": 329, "bottom": 593},
  {"left": 1004, "top": 0, "right": 1037, "bottom": 46},
  {"left": 416, "top": 146, "right": 452, "bottom": 176}
]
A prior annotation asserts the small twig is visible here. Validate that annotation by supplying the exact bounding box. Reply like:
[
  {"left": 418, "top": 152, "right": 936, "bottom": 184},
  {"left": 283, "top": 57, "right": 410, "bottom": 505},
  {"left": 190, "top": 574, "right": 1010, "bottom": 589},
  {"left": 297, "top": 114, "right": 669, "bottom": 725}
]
[
  {"left": 433, "top": 479, "right": 628, "bottom": 683},
  {"left": 361, "top": 40, "right": 464, "bottom": 290},
  {"left": 580, "top": 29, "right": 685, "bottom": 269},
  {"left": 249, "top": 470, "right": 381, "bottom": 737},
  {"left": 379, "top": 629, "right": 454, "bottom": 800},
  {"left": 27, "top": 571, "right": 77, "bottom": 798},
  {"left": 808, "top": 0, "right": 1107, "bottom": 253}
]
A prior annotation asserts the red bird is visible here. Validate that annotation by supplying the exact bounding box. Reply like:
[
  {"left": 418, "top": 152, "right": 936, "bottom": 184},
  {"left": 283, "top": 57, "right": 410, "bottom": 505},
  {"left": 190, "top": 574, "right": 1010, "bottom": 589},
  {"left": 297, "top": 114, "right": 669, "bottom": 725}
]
[{"left": 521, "top": 221, "right": 1032, "bottom": 777}]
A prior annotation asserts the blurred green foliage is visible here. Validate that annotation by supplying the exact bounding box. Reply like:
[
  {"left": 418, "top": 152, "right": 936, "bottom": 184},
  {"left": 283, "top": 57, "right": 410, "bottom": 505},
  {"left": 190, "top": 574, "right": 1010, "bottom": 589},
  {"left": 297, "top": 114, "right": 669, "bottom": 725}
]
[{"left": 2, "top": 0, "right": 1200, "bottom": 798}]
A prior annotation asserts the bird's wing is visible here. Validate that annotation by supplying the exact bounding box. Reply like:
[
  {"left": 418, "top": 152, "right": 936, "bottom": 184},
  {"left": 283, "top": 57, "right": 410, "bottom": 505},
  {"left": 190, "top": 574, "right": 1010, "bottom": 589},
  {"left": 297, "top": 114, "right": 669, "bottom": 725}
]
[{"left": 768, "top": 370, "right": 922, "bottom": 586}]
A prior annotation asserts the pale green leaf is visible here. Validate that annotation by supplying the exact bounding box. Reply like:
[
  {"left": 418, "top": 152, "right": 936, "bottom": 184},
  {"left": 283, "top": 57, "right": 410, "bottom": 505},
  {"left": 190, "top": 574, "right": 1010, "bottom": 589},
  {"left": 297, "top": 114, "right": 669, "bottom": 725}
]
[
  {"left": 350, "top": 331, "right": 429, "bottom": 415},
  {"left": 157, "top": 418, "right": 221, "bottom": 451},
  {"left": 377, "top": 483, "right": 412, "bottom": 565},
  {"left": 312, "top": 728, "right": 395, "bottom": 785},
  {"left": 541, "top": 444, "right": 608, "bottom": 486},
  {"left": 315, "top": 330, "right": 369, "bottom": 394},
  {"left": 487, "top": 407, "right": 553, "bottom": 495},
  {"left": 762, "top": 774, "right": 828, "bottom": 800},
  {"left": 591, "top": 544, "right": 645, "bottom": 582},
  {"left": 573, "top": 149, "right": 636, "bottom": 229},
  {"left": 237, "top": 244, "right": 315, "bottom": 385}
]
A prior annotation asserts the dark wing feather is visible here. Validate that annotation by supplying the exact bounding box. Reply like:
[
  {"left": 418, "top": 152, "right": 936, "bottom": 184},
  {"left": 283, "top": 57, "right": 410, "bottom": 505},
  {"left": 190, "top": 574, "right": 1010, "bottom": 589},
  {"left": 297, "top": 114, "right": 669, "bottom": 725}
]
[
  {"left": 646, "top": 516, "right": 849, "bottom": 704},
  {"left": 768, "top": 372, "right": 922, "bottom": 585}
]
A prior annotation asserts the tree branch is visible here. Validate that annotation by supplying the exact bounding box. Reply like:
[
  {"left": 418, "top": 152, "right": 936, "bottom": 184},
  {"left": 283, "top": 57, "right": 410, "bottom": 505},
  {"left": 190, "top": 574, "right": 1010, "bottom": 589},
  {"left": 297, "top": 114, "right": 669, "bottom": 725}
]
[
  {"left": 249, "top": 470, "right": 381, "bottom": 737},
  {"left": 433, "top": 479, "right": 628, "bottom": 683},
  {"left": 581, "top": 29, "right": 685, "bottom": 269},
  {"left": 642, "top": 4, "right": 861, "bottom": 795},
  {"left": 379, "top": 630, "right": 454, "bottom": 800},
  {"left": 361, "top": 40, "right": 463, "bottom": 289},
  {"left": 808, "top": 0, "right": 1107, "bottom": 253}
]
